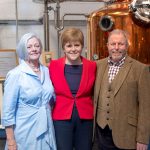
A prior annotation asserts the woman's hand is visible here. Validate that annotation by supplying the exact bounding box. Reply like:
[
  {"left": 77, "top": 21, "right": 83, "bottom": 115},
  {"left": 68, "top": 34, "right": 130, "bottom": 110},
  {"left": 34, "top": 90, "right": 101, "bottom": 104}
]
[
  {"left": 5, "top": 126, "right": 17, "bottom": 150},
  {"left": 7, "top": 138, "right": 17, "bottom": 150}
]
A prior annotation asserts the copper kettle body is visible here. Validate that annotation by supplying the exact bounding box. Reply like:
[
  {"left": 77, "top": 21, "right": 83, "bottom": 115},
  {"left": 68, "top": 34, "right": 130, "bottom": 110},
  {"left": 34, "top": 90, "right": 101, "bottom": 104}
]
[{"left": 87, "top": 0, "right": 150, "bottom": 64}]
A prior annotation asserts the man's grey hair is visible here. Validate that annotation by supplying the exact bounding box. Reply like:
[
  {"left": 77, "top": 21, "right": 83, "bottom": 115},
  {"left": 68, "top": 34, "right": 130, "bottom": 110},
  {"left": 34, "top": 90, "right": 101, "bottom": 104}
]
[
  {"left": 16, "top": 32, "right": 42, "bottom": 60},
  {"left": 108, "top": 29, "right": 129, "bottom": 47}
]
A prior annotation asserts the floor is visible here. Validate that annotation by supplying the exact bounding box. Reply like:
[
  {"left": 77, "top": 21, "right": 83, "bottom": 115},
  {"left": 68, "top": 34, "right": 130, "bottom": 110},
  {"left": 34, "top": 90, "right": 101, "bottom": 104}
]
[
  {"left": 0, "top": 139, "right": 5, "bottom": 150},
  {"left": 0, "top": 136, "right": 150, "bottom": 150},
  {"left": 0, "top": 129, "right": 6, "bottom": 150}
]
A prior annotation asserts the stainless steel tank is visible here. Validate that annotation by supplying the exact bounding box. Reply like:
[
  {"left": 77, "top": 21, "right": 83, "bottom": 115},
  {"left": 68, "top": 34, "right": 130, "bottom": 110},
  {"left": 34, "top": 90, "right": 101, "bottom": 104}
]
[{"left": 87, "top": 0, "right": 150, "bottom": 64}]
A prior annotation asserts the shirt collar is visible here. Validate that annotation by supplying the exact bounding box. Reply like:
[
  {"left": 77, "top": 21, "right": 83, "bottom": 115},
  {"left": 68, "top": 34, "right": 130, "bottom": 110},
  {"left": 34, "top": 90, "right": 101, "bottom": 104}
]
[{"left": 108, "top": 56, "right": 126, "bottom": 67}]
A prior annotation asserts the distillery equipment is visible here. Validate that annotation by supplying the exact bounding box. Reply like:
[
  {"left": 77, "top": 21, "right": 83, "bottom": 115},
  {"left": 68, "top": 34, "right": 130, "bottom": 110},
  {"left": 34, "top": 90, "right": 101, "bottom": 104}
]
[
  {"left": 87, "top": 0, "right": 150, "bottom": 64},
  {"left": 33, "top": 0, "right": 103, "bottom": 52}
]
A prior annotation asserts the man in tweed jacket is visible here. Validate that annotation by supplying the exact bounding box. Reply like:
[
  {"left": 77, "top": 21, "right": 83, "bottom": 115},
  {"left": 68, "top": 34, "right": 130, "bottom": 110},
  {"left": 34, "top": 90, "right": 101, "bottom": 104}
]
[{"left": 93, "top": 29, "right": 150, "bottom": 150}]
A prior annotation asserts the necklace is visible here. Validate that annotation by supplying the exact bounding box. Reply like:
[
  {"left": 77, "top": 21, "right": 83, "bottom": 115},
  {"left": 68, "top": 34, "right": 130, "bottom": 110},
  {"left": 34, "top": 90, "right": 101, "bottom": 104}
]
[
  {"left": 28, "top": 63, "right": 40, "bottom": 72},
  {"left": 32, "top": 67, "right": 40, "bottom": 72}
]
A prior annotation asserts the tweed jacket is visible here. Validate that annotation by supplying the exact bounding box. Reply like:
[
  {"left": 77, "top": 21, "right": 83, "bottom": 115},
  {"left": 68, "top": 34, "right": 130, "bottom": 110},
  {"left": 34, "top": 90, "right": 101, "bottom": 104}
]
[
  {"left": 94, "top": 56, "right": 150, "bottom": 149},
  {"left": 49, "top": 56, "right": 96, "bottom": 120}
]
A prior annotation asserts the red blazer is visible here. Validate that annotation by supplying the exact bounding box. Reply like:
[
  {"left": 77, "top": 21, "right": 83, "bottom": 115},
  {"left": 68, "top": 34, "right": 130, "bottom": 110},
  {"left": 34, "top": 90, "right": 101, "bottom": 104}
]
[{"left": 49, "top": 57, "right": 96, "bottom": 120}]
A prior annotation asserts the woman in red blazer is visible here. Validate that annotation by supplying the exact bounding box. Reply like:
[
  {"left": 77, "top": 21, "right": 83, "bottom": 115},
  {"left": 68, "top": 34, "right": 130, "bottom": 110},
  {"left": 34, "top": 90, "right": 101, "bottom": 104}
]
[{"left": 49, "top": 28, "right": 96, "bottom": 150}]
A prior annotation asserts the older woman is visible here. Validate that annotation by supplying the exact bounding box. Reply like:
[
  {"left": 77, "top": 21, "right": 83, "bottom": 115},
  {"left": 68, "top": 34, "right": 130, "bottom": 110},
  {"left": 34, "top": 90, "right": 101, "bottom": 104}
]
[
  {"left": 49, "top": 28, "right": 96, "bottom": 150},
  {"left": 1, "top": 33, "right": 57, "bottom": 150}
]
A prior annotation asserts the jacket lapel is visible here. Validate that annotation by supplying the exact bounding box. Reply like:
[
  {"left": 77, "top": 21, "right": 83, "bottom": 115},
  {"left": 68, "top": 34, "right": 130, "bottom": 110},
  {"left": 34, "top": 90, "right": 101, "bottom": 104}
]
[
  {"left": 94, "top": 59, "right": 108, "bottom": 101},
  {"left": 76, "top": 57, "right": 88, "bottom": 97},
  {"left": 114, "top": 56, "right": 133, "bottom": 96}
]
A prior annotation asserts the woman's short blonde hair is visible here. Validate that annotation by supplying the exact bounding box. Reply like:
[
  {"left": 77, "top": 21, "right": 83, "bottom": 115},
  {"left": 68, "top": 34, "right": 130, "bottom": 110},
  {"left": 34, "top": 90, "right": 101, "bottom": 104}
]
[{"left": 61, "top": 28, "right": 84, "bottom": 49}]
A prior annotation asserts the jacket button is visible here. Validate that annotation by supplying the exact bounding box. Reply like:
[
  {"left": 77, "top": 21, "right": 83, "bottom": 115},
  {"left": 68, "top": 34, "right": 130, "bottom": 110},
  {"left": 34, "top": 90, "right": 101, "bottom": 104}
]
[
  {"left": 107, "top": 103, "right": 109, "bottom": 106},
  {"left": 108, "top": 88, "right": 111, "bottom": 92}
]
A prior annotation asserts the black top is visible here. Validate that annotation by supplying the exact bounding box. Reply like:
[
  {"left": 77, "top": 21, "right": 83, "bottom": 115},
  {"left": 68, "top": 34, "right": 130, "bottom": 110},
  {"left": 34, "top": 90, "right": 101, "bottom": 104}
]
[{"left": 65, "top": 64, "right": 83, "bottom": 97}]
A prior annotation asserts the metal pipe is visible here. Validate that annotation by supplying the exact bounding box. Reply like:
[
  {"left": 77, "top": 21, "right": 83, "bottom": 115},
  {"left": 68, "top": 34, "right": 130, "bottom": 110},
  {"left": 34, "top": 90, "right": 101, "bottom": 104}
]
[
  {"left": 0, "top": 20, "right": 43, "bottom": 25},
  {"left": 56, "top": 1, "right": 61, "bottom": 29},
  {"left": 55, "top": 13, "right": 88, "bottom": 57},
  {"left": 15, "top": 0, "right": 18, "bottom": 44},
  {"left": 54, "top": 13, "right": 89, "bottom": 31},
  {"left": 57, "top": 30, "right": 61, "bottom": 58},
  {"left": 43, "top": 0, "right": 49, "bottom": 51}
]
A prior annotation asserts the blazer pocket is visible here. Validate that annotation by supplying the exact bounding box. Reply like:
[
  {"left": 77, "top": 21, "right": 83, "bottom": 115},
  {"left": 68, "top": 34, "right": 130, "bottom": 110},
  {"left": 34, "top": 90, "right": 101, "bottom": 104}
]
[{"left": 128, "top": 116, "right": 137, "bottom": 127}]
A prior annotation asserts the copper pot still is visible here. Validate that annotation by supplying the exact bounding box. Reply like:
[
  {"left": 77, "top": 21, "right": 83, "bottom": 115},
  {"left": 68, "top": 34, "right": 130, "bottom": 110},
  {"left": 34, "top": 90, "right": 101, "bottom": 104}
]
[{"left": 87, "top": 0, "right": 150, "bottom": 64}]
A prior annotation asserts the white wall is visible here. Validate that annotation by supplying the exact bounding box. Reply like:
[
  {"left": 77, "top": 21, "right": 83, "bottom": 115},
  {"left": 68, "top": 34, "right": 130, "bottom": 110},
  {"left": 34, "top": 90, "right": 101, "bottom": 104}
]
[{"left": 0, "top": 0, "right": 104, "bottom": 58}]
